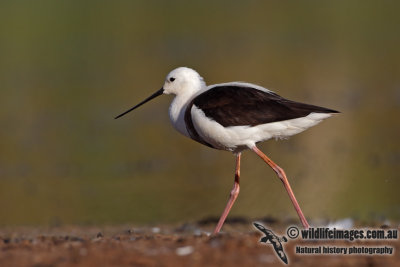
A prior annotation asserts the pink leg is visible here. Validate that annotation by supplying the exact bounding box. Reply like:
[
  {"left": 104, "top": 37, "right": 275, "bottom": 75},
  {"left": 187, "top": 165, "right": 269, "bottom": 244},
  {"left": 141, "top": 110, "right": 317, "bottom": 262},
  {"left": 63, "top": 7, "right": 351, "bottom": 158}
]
[
  {"left": 252, "top": 146, "right": 310, "bottom": 229},
  {"left": 213, "top": 153, "right": 241, "bottom": 235}
]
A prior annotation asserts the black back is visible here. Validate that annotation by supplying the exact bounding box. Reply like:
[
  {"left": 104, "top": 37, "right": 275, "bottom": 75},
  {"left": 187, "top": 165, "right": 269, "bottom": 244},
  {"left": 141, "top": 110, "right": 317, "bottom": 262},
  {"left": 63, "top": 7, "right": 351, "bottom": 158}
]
[
  {"left": 184, "top": 85, "right": 339, "bottom": 147},
  {"left": 188, "top": 85, "right": 338, "bottom": 127}
]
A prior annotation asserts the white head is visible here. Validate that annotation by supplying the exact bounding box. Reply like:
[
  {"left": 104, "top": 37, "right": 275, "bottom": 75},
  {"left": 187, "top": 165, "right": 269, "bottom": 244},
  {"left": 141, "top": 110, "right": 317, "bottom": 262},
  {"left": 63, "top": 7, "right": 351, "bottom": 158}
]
[
  {"left": 163, "top": 67, "right": 206, "bottom": 95},
  {"left": 115, "top": 67, "right": 205, "bottom": 119}
]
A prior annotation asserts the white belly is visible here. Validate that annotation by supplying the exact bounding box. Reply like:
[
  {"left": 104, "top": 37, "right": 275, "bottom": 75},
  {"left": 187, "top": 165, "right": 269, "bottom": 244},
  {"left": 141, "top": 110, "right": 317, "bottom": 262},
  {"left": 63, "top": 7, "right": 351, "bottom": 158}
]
[{"left": 190, "top": 105, "right": 332, "bottom": 152}]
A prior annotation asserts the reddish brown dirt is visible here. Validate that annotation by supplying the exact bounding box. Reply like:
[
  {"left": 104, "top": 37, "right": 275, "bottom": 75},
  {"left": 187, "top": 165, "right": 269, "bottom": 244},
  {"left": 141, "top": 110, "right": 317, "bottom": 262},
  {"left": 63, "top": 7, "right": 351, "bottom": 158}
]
[{"left": 0, "top": 221, "right": 398, "bottom": 267}]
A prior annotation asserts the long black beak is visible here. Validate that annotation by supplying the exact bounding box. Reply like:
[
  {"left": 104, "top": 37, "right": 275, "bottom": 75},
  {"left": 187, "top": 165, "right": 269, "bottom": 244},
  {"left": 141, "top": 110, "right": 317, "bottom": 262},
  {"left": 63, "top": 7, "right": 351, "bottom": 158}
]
[{"left": 115, "top": 88, "right": 164, "bottom": 119}]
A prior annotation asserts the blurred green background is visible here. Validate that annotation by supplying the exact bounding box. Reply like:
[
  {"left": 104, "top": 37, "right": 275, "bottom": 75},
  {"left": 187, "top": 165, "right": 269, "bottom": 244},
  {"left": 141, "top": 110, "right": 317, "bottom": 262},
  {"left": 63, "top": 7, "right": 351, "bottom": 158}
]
[{"left": 0, "top": 1, "right": 399, "bottom": 226}]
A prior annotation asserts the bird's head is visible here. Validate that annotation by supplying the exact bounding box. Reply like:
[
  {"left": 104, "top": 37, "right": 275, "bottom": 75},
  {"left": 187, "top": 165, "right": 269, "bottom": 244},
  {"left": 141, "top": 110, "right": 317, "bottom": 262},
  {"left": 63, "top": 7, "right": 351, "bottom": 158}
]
[
  {"left": 115, "top": 67, "right": 205, "bottom": 119},
  {"left": 163, "top": 67, "right": 205, "bottom": 95}
]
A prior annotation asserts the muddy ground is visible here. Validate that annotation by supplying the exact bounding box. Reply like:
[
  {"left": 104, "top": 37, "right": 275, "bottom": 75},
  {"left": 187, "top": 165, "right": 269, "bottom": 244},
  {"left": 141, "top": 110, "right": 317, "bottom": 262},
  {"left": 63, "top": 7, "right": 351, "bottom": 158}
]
[{"left": 0, "top": 218, "right": 398, "bottom": 267}]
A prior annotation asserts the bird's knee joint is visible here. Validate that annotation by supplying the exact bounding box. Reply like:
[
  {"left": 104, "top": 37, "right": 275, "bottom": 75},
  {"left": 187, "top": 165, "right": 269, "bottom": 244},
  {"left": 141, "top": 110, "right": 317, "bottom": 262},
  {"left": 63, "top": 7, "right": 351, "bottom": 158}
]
[
  {"left": 230, "top": 184, "right": 240, "bottom": 197},
  {"left": 274, "top": 167, "right": 286, "bottom": 181}
]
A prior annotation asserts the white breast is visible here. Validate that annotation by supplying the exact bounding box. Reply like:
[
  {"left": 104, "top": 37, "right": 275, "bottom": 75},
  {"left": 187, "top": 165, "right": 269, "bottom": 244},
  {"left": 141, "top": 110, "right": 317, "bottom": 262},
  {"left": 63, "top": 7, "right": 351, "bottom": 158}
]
[{"left": 168, "top": 93, "right": 193, "bottom": 138}]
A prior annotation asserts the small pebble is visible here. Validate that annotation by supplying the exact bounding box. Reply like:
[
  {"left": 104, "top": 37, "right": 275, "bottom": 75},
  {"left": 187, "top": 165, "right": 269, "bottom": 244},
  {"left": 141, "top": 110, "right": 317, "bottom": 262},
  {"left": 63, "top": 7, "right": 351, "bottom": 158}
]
[
  {"left": 126, "top": 229, "right": 134, "bottom": 235},
  {"left": 193, "top": 229, "right": 202, "bottom": 236},
  {"left": 327, "top": 218, "right": 354, "bottom": 229},
  {"left": 176, "top": 246, "right": 194, "bottom": 256},
  {"left": 152, "top": 227, "right": 161, "bottom": 234}
]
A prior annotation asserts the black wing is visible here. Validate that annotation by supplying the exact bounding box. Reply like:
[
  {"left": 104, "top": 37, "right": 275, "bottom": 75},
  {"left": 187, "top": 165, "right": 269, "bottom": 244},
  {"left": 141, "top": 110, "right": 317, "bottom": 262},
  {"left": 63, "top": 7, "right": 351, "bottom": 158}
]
[{"left": 188, "top": 85, "right": 339, "bottom": 127}]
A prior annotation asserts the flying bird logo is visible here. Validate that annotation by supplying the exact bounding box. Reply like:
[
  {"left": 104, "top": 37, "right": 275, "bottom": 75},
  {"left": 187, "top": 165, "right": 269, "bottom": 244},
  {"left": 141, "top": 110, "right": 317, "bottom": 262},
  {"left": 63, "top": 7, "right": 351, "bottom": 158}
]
[{"left": 253, "top": 222, "right": 289, "bottom": 264}]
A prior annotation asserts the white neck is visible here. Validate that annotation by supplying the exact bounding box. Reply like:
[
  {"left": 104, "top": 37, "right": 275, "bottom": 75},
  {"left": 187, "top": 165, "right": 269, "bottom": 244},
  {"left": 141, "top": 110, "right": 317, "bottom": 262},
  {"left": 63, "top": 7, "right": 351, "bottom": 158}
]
[{"left": 168, "top": 91, "right": 195, "bottom": 137}]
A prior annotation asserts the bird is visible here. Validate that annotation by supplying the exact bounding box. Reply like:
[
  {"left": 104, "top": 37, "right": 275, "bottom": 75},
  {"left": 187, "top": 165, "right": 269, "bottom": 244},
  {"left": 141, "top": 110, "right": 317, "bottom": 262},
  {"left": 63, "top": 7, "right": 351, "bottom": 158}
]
[
  {"left": 253, "top": 222, "right": 289, "bottom": 264},
  {"left": 115, "top": 67, "right": 339, "bottom": 234}
]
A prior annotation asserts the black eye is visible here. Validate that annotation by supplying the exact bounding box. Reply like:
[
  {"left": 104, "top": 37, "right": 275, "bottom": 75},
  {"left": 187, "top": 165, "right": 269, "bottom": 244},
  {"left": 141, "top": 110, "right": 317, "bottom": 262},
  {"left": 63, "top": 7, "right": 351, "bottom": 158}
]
[{"left": 169, "top": 77, "right": 175, "bottom": 82}]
